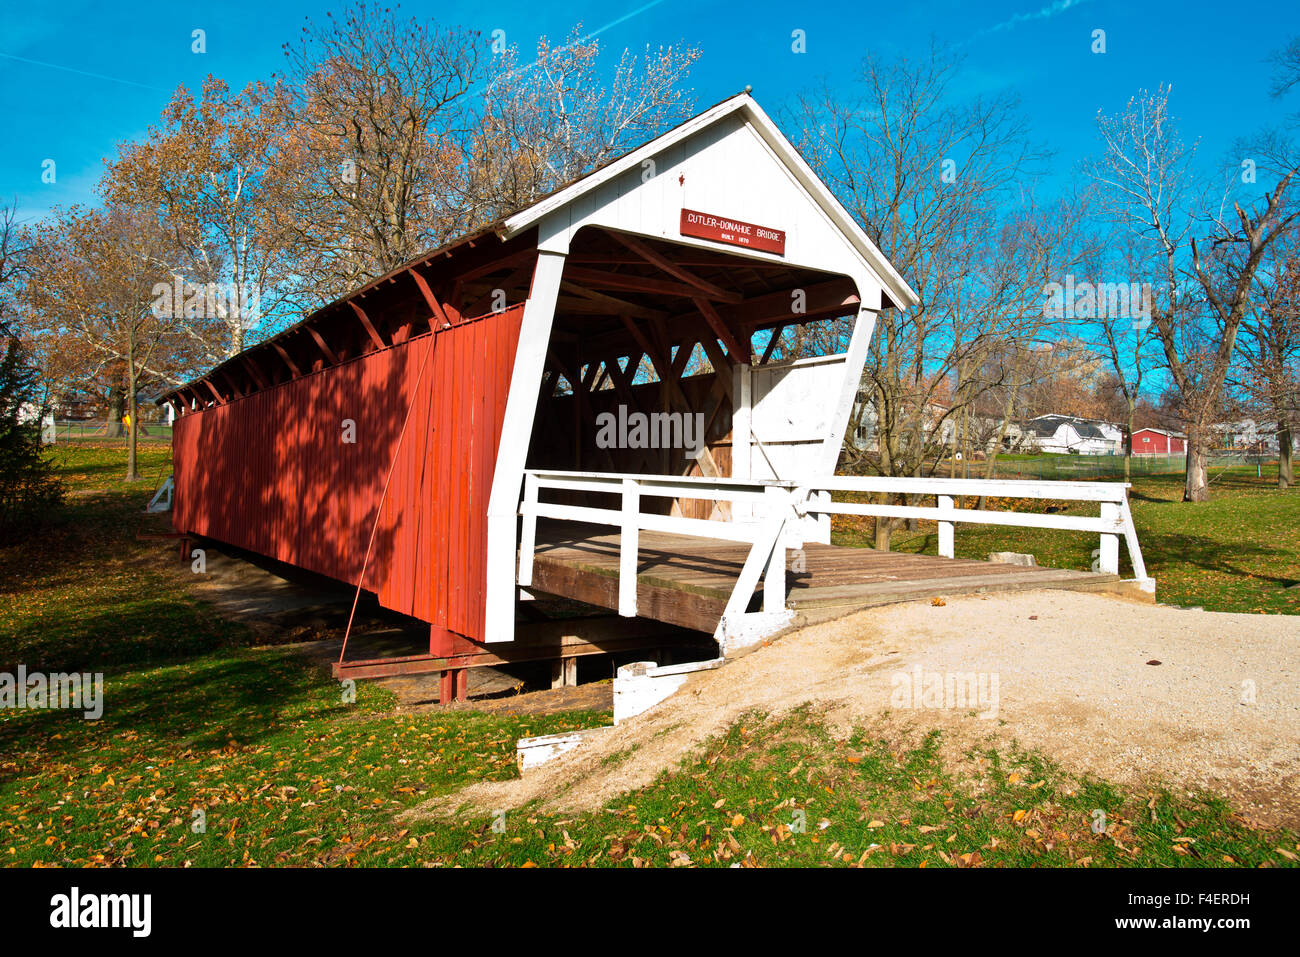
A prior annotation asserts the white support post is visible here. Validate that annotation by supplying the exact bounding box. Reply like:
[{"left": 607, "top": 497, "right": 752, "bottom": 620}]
[
  {"left": 145, "top": 476, "right": 174, "bottom": 514},
  {"left": 812, "top": 489, "right": 831, "bottom": 545},
  {"left": 619, "top": 479, "right": 640, "bottom": 617},
  {"left": 1099, "top": 501, "right": 1121, "bottom": 574},
  {"left": 733, "top": 363, "right": 752, "bottom": 519},
  {"left": 517, "top": 471, "right": 539, "bottom": 587},
  {"left": 1119, "top": 497, "right": 1150, "bottom": 585},
  {"left": 818, "top": 285, "right": 882, "bottom": 475},
  {"left": 484, "top": 250, "right": 566, "bottom": 643},
  {"left": 763, "top": 488, "right": 788, "bottom": 613},
  {"left": 937, "top": 494, "right": 955, "bottom": 558}
]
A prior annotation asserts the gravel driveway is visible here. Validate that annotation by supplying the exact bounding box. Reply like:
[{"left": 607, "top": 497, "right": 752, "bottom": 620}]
[{"left": 419, "top": 591, "right": 1300, "bottom": 828}]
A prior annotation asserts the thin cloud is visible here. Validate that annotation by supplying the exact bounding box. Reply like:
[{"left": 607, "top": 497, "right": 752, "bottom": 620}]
[
  {"left": 481, "top": 0, "right": 669, "bottom": 92},
  {"left": 0, "top": 51, "right": 171, "bottom": 93},
  {"left": 963, "top": 0, "right": 1095, "bottom": 45}
]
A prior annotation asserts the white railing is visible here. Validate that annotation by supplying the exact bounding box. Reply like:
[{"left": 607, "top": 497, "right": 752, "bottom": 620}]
[
  {"left": 517, "top": 470, "right": 798, "bottom": 627},
  {"left": 517, "top": 469, "right": 1152, "bottom": 647},
  {"left": 795, "top": 476, "right": 1149, "bottom": 582}
]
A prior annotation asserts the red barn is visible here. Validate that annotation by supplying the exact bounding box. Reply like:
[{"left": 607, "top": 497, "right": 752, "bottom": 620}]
[{"left": 1131, "top": 428, "right": 1187, "bottom": 455}]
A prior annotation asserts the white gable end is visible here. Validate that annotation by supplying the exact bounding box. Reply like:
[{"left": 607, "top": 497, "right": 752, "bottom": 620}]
[{"left": 501, "top": 95, "right": 917, "bottom": 312}]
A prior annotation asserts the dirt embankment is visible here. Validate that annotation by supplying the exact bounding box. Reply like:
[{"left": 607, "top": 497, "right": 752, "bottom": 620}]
[{"left": 412, "top": 591, "right": 1300, "bottom": 828}]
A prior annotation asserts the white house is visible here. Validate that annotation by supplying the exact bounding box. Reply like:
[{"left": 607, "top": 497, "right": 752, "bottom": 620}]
[
  {"left": 1211, "top": 418, "right": 1282, "bottom": 453},
  {"left": 18, "top": 401, "right": 56, "bottom": 445},
  {"left": 1023, "top": 414, "right": 1119, "bottom": 455}
]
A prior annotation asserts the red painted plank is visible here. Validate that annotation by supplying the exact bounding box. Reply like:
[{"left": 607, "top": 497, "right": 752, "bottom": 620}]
[{"left": 171, "top": 305, "right": 526, "bottom": 642}]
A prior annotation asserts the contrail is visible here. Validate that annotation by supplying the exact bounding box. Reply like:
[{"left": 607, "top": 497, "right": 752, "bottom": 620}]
[
  {"left": 962, "top": 0, "right": 1095, "bottom": 45},
  {"left": 0, "top": 52, "right": 171, "bottom": 93},
  {"left": 582, "top": 0, "right": 667, "bottom": 41},
  {"left": 481, "top": 0, "right": 669, "bottom": 92}
]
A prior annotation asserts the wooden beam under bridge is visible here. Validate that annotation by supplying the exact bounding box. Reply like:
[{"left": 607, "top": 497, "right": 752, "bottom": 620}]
[{"left": 331, "top": 616, "right": 709, "bottom": 681}]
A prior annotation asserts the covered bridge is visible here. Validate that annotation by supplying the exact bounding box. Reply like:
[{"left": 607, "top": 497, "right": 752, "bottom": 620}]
[{"left": 159, "top": 93, "right": 1149, "bottom": 700}]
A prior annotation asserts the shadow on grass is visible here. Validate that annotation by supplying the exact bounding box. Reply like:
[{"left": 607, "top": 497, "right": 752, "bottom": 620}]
[
  {"left": 1137, "top": 528, "right": 1292, "bottom": 585},
  {"left": 2, "top": 586, "right": 255, "bottom": 675},
  {"left": 0, "top": 647, "right": 354, "bottom": 784}
]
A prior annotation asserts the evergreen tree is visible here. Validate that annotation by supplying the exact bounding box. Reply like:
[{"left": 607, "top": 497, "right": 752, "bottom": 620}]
[{"left": 0, "top": 336, "right": 63, "bottom": 542}]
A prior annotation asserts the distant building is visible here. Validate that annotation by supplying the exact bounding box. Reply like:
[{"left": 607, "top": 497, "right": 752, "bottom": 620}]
[
  {"left": 18, "top": 402, "right": 56, "bottom": 445},
  {"left": 1131, "top": 427, "right": 1186, "bottom": 455},
  {"left": 849, "top": 393, "right": 956, "bottom": 454},
  {"left": 1023, "top": 414, "right": 1121, "bottom": 455},
  {"left": 1210, "top": 418, "right": 1279, "bottom": 454}
]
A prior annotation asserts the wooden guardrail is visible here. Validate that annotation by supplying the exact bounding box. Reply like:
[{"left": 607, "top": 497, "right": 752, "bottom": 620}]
[
  {"left": 517, "top": 470, "right": 795, "bottom": 623},
  {"left": 795, "top": 476, "right": 1149, "bottom": 582},
  {"left": 517, "top": 469, "right": 1152, "bottom": 645}
]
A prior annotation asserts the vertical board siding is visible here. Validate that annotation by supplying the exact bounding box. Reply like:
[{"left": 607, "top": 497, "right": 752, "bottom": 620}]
[{"left": 172, "top": 305, "right": 526, "bottom": 641}]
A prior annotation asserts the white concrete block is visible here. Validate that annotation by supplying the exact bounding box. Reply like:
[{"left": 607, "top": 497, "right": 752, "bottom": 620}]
[
  {"left": 515, "top": 727, "right": 610, "bottom": 772},
  {"left": 613, "top": 658, "right": 723, "bottom": 725}
]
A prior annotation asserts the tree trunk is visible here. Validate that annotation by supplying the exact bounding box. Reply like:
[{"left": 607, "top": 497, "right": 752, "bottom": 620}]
[
  {"left": 873, "top": 492, "right": 892, "bottom": 551},
  {"left": 1278, "top": 419, "right": 1294, "bottom": 490},
  {"left": 1184, "top": 425, "right": 1209, "bottom": 502},
  {"left": 104, "top": 388, "right": 125, "bottom": 438},
  {"left": 977, "top": 390, "right": 1020, "bottom": 509},
  {"left": 125, "top": 348, "right": 140, "bottom": 482},
  {"left": 1124, "top": 396, "right": 1135, "bottom": 484}
]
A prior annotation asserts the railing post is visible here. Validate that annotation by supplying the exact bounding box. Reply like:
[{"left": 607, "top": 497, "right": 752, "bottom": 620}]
[
  {"left": 517, "top": 472, "right": 539, "bottom": 587},
  {"left": 937, "top": 494, "right": 955, "bottom": 558},
  {"left": 809, "top": 488, "right": 832, "bottom": 545},
  {"left": 619, "top": 478, "right": 639, "bottom": 617},
  {"left": 763, "top": 486, "right": 787, "bottom": 613},
  {"left": 1099, "top": 501, "right": 1120, "bottom": 574},
  {"left": 1118, "top": 495, "right": 1149, "bottom": 583}
]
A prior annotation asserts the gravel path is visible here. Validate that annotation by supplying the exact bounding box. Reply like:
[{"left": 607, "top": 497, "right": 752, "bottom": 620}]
[{"left": 415, "top": 592, "right": 1300, "bottom": 828}]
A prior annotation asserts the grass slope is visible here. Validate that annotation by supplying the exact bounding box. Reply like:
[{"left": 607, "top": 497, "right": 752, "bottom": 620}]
[{"left": 0, "top": 445, "right": 1295, "bottom": 867}]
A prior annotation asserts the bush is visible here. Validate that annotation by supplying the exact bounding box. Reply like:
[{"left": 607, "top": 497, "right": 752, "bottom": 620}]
[{"left": 0, "top": 336, "right": 63, "bottom": 541}]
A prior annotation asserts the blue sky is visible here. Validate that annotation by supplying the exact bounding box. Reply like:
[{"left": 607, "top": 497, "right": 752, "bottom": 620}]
[{"left": 2, "top": 0, "right": 1298, "bottom": 226}]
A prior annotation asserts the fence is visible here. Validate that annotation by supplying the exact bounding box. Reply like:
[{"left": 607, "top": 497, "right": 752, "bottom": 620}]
[
  {"left": 516, "top": 468, "right": 1150, "bottom": 645},
  {"left": 50, "top": 420, "right": 173, "bottom": 442},
  {"left": 799, "top": 475, "right": 1148, "bottom": 583},
  {"left": 955, "top": 452, "right": 1281, "bottom": 482}
]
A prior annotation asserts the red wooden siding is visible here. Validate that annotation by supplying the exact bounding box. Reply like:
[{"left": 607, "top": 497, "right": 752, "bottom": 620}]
[
  {"left": 172, "top": 305, "right": 526, "bottom": 641},
  {"left": 1132, "top": 429, "right": 1185, "bottom": 455}
]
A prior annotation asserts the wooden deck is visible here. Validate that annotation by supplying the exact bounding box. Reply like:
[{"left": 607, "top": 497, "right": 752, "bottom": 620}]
[{"left": 526, "top": 522, "right": 1124, "bottom": 634}]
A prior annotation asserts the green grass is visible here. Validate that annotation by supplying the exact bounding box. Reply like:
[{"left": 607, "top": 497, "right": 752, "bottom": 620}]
[
  {"left": 1, "top": 445, "right": 1297, "bottom": 867},
  {"left": 835, "top": 470, "right": 1300, "bottom": 615},
  {"left": 387, "top": 708, "right": 1293, "bottom": 869},
  {"left": 8, "top": 691, "right": 1293, "bottom": 867},
  {"left": 0, "top": 444, "right": 233, "bottom": 673},
  {"left": 0, "top": 645, "right": 606, "bottom": 866}
]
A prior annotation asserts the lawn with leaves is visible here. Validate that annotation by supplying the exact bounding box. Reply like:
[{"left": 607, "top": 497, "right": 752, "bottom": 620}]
[
  {"left": 391, "top": 709, "right": 1298, "bottom": 868},
  {"left": 2, "top": 445, "right": 1296, "bottom": 867},
  {"left": 0, "top": 647, "right": 606, "bottom": 867},
  {"left": 0, "top": 443, "right": 238, "bottom": 673},
  {"left": 835, "top": 471, "right": 1300, "bottom": 615}
]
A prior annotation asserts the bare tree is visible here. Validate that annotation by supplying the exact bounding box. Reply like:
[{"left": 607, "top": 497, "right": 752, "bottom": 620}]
[
  {"left": 465, "top": 26, "right": 700, "bottom": 222},
  {"left": 1079, "top": 234, "right": 1161, "bottom": 481},
  {"left": 273, "top": 1, "right": 480, "bottom": 304},
  {"left": 1088, "top": 85, "right": 1299, "bottom": 501},
  {"left": 0, "top": 203, "right": 24, "bottom": 338},
  {"left": 789, "top": 45, "right": 1070, "bottom": 547},
  {"left": 1231, "top": 233, "right": 1300, "bottom": 486}
]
